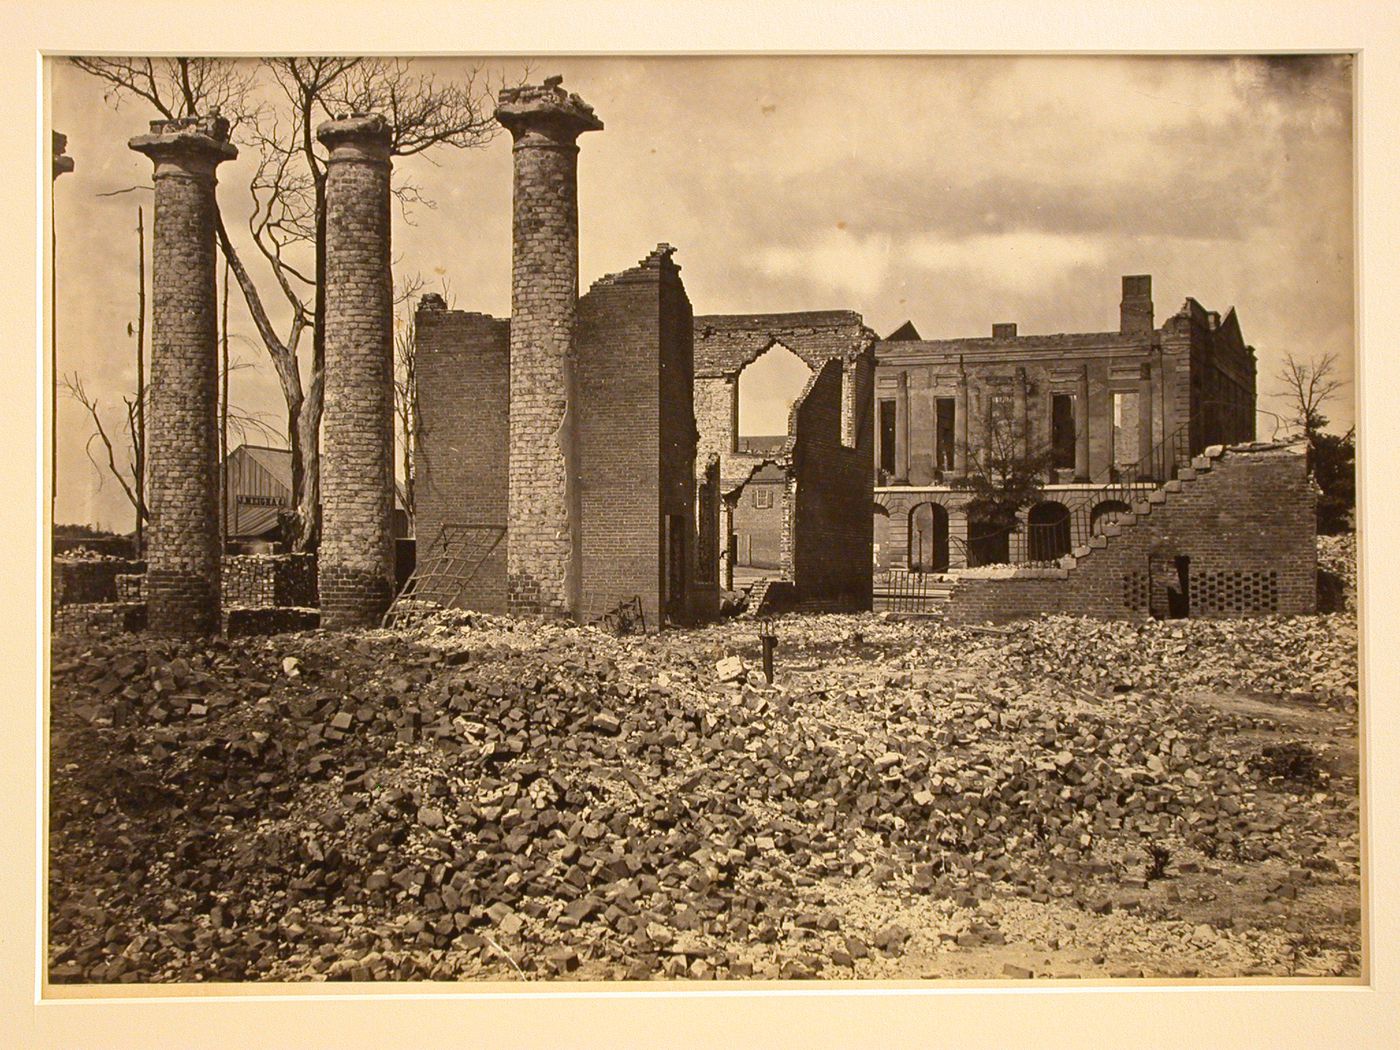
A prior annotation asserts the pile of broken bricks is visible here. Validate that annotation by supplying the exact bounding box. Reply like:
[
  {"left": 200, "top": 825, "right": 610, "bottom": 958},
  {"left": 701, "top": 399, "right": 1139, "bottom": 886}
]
[{"left": 47, "top": 577, "right": 1359, "bottom": 982}]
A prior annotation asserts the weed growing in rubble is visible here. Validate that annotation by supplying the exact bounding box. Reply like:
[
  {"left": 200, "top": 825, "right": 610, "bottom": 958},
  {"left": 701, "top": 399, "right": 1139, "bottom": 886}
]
[
  {"left": 1250, "top": 741, "right": 1326, "bottom": 788},
  {"left": 1144, "top": 843, "right": 1173, "bottom": 881}
]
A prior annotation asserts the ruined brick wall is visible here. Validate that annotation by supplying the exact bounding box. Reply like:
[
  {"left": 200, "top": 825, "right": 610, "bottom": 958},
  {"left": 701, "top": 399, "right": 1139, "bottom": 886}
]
[
  {"left": 694, "top": 377, "right": 735, "bottom": 470},
  {"left": 1165, "top": 302, "right": 1256, "bottom": 452},
  {"left": 317, "top": 115, "right": 396, "bottom": 628},
  {"left": 791, "top": 357, "right": 874, "bottom": 609},
  {"left": 128, "top": 116, "right": 236, "bottom": 635},
  {"left": 944, "top": 444, "right": 1316, "bottom": 624},
  {"left": 497, "top": 81, "right": 602, "bottom": 619},
  {"left": 575, "top": 269, "right": 661, "bottom": 625},
  {"left": 695, "top": 455, "right": 721, "bottom": 603},
  {"left": 221, "top": 553, "right": 318, "bottom": 609},
  {"left": 54, "top": 602, "right": 147, "bottom": 636},
  {"left": 657, "top": 253, "right": 703, "bottom": 622},
  {"left": 694, "top": 376, "right": 736, "bottom": 585},
  {"left": 574, "top": 246, "right": 696, "bottom": 627},
  {"left": 53, "top": 559, "right": 146, "bottom": 606},
  {"left": 414, "top": 305, "right": 511, "bottom": 614}
]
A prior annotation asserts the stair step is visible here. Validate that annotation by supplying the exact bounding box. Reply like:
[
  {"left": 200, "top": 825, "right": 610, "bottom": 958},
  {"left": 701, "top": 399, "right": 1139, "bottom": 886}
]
[
  {"left": 1147, "top": 490, "right": 1167, "bottom": 504},
  {"left": 1134, "top": 501, "right": 1152, "bottom": 516},
  {"left": 1089, "top": 536, "right": 1108, "bottom": 549},
  {"left": 1164, "top": 479, "right": 1183, "bottom": 493},
  {"left": 1177, "top": 468, "right": 1197, "bottom": 481},
  {"left": 1101, "top": 524, "right": 1122, "bottom": 537}
]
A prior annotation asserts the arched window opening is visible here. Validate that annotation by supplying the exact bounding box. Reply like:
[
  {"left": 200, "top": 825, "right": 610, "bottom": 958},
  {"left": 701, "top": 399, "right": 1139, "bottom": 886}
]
[
  {"left": 967, "top": 512, "right": 1009, "bottom": 567},
  {"left": 736, "top": 341, "right": 813, "bottom": 452},
  {"left": 1027, "top": 500, "right": 1072, "bottom": 562},
  {"left": 1091, "top": 499, "right": 1131, "bottom": 535},
  {"left": 908, "top": 502, "right": 949, "bottom": 573}
]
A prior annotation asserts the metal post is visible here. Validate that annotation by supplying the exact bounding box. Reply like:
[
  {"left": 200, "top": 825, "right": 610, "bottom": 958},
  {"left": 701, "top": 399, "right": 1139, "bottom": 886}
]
[{"left": 759, "top": 622, "right": 778, "bottom": 685}]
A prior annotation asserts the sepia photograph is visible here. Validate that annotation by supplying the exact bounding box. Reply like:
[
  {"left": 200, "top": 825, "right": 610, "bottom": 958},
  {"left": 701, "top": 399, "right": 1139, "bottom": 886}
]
[{"left": 38, "top": 49, "right": 1367, "bottom": 995}]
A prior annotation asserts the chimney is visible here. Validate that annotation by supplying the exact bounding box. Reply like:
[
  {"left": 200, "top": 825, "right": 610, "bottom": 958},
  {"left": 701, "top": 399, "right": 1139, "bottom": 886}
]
[
  {"left": 1120, "top": 274, "right": 1154, "bottom": 337},
  {"left": 992, "top": 322, "right": 1017, "bottom": 340}
]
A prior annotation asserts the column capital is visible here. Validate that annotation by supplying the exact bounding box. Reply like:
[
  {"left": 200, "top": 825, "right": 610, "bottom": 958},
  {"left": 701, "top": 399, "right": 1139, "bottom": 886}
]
[
  {"left": 128, "top": 112, "right": 237, "bottom": 177},
  {"left": 495, "top": 76, "right": 603, "bottom": 147},
  {"left": 316, "top": 112, "right": 392, "bottom": 165}
]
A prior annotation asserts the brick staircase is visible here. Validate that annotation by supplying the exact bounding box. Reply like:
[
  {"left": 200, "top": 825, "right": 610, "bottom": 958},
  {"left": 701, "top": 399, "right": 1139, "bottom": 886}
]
[
  {"left": 1055, "top": 450, "right": 1219, "bottom": 571},
  {"left": 742, "top": 576, "right": 776, "bottom": 617}
]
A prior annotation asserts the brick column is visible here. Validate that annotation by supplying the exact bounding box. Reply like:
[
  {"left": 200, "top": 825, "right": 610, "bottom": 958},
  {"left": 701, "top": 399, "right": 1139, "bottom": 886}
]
[
  {"left": 129, "top": 115, "right": 236, "bottom": 636},
  {"left": 496, "top": 78, "right": 603, "bottom": 619},
  {"left": 316, "top": 113, "right": 395, "bottom": 628},
  {"left": 1075, "top": 365, "right": 1090, "bottom": 481}
]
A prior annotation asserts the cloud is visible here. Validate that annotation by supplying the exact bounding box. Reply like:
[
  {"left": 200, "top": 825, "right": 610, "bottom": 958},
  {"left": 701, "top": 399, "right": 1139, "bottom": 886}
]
[{"left": 750, "top": 227, "right": 1110, "bottom": 302}]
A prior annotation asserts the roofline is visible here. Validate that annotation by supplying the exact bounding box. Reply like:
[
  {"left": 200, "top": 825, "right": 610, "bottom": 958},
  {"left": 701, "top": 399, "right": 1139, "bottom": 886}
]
[{"left": 696, "top": 309, "right": 864, "bottom": 324}]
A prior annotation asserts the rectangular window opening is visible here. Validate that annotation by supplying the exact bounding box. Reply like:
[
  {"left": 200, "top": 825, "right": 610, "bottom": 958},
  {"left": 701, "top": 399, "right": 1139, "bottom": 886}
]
[
  {"left": 1051, "top": 394, "right": 1076, "bottom": 469},
  {"left": 935, "top": 397, "right": 956, "bottom": 472},
  {"left": 878, "top": 399, "right": 897, "bottom": 475}
]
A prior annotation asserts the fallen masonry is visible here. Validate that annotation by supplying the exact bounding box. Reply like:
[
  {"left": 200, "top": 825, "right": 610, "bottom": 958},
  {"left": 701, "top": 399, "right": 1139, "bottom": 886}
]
[{"left": 48, "top": 589, "right": 1359, "bottom": 983}]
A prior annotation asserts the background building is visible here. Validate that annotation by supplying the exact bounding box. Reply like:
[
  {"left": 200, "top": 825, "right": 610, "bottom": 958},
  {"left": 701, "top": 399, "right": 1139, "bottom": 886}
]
[
  {"left": 873, "top": 275, "right": 1257, "bottom": 571},
  {"left": 223, "top": 443, "right": 410, "bottom": 548}
]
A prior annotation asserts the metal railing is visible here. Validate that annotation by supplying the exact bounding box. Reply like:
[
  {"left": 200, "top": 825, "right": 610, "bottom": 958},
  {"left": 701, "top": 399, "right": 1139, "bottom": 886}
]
[
  {"left": 905, "top": 424, "right": 1194, "bottom": 572},
  {"left": 873, "top": 569, "right": 949, "bottom": 614}
]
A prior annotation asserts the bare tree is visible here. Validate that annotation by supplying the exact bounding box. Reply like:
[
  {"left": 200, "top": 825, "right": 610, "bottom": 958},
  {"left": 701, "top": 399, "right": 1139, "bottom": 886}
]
[
  {"left": 73, "top": 56, "right": 507, "bottom": 551},
  {"left": 1276, "top": 351, "right": 1347, "bottom": 440},
  {"left": 63, "top": 373, "right": 148, "bottom": 529},
  {"left": 64, "top": 363, "right": 279, "bottom": 533}
]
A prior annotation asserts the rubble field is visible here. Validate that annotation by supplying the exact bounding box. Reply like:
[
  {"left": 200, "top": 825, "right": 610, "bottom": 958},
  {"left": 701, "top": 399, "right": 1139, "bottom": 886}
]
[{"left": 47, "top": 544, "right": 1361, "bottom": 984}]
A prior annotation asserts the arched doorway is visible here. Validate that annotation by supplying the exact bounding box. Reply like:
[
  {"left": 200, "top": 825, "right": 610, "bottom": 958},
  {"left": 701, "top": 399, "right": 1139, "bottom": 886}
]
[
  {"left": 1091, "top": 499, "right": 1131, "bottom": 535},
  {"left": 967, "top": 513, "right": 1009, "bottom": 567},
  {"left": 909, "top": 502, "right": 949, "bottom": 573},
  {"left": 873, "top": 503, "right": 891, "bottom": 571},
  {"left": 1027, "top": 500, "right": 1072, "bottom": 562}
]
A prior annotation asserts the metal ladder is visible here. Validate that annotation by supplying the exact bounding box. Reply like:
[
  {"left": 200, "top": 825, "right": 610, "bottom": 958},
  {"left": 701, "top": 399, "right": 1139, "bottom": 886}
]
[{"left": 381, "top": 523, "right": 506, "bottom": 628}]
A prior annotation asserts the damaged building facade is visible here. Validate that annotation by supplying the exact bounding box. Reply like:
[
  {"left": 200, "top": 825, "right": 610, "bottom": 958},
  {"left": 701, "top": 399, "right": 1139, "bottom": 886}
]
[
  {"left": 693, "top": 312, "right": 877, "bottom": 613},
  {"left": 99, "top": 81, "right": 1314, "bottom": 638},
  {"left": 415, "top": 81, "right": 880, "bottom": 626},
  {"left": 870, "top": 275, "right": 1316, "bottom": 622},
  {"left": 873, "top": 275, "right": 1259, "bottom": 572}
]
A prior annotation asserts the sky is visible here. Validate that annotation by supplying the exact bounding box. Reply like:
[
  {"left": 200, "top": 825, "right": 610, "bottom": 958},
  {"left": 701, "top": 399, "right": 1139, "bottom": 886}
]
[{"left": 48, "top": 54, "right": 1354, "bottom": 531}]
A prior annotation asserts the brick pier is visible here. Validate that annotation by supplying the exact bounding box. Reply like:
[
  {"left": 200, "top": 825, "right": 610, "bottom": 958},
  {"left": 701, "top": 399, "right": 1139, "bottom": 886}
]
[
  {"left": 128, "top": 114, "right": 237, "bottom": 636},
  {"left": 316, "top": 114, "right": 396, "bottom": 628},
  {"left": 495, "top": 78, "right": 603, "bottom": 619}
]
